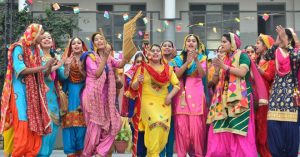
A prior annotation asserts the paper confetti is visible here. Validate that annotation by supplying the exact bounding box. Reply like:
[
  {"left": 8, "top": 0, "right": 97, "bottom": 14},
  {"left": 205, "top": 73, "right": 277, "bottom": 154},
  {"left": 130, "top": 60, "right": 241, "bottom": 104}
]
[
  {"left": 104, "top": 11, "right": 110, "bottom": 19},
  {"left": 212, "top": 27, "right": 217, "bottom": 33},
  {"left": 263, "top": 13, "right": 269, "bottom": 21},
  {"left": 163, "top": 20, "right": 169, "bottom": 27},
  {"left": 138, "top": 30, "right": 143, "bottom": 36},
  {"left": 156, "top": 28, "right": 162, "bottom": 32},
  {"left": 198, "top": 22, "right": 204, "bottom": 26},
  {"left": 73, "top": 7, "right": 80, "bottom": 14},
  {"left": 52, "top": 3, "right": 60, "bottom": 11},
  {"left": 143, "top": 17, "right": 148, "bottom": 24},
  {"left": 235, "top": 18, "right": 240, "bottom": 23},
  {"left": 123, "top": 13, "right": 129, "bottom": 21},
  {"left": 236, "top": 30, "right": 241, "bottom": 36},
  {"left": 117, "top": 33, "right": 122, "bottom": 39}
]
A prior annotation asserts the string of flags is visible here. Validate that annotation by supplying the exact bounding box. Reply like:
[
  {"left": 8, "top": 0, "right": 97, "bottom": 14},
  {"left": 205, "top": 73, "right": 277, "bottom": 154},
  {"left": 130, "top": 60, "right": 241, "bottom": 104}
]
[{"left": 29, "top": 1, "right": 277, "bottom": 40}]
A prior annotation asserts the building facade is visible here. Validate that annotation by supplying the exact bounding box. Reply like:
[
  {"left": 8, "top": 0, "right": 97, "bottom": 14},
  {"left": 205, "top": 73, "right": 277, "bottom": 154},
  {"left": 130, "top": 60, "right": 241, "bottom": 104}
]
[{"left": 30, "top": 0, "right": 300, "bottom": 51}]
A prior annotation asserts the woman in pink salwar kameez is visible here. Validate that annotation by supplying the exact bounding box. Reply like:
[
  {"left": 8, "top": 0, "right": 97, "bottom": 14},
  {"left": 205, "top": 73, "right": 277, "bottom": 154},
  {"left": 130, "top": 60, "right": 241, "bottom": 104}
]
[
  {"left": 169, "top": 34, "right": 207, "bottom": 157},
  {"left": 80, "top": 32, "right": 128, "bottom": 157}
]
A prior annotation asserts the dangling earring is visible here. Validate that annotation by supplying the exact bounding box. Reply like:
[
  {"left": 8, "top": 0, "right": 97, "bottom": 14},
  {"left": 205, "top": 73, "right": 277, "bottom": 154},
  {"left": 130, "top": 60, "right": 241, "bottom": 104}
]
[{"left": 288, "top": 42, "right": 293, "bottom": 49}]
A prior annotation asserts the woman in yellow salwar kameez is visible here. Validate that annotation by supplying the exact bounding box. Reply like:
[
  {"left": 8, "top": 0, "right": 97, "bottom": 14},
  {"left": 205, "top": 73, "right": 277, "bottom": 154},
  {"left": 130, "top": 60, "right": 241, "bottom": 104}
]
[{"left": 131, "top": 44, "right": 180, "bottom": 157}]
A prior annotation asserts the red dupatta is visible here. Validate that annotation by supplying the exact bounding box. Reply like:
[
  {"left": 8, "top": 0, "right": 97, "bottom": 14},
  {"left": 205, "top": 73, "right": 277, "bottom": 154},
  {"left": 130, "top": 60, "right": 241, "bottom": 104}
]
[{"left": 132, "top": 61, "right": 170, "bottom": 157}]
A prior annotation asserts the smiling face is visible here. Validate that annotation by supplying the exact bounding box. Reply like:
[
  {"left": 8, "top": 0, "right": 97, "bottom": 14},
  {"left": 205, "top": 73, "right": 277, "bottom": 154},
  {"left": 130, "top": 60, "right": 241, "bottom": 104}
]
[
  {"left": 71, "top": 38, "right": 83, "bottom": 55},
  {"left": 40, "top": 32, "right": 53, "bottom": 49},
  {"left": 148, "top": 45, "right": 162, "bottom": 63},
  {"left": 161, "top": 41, "right": 173, "bottom": 56},
  {"left": 93, "top": 34, "right": 106, "bottom": 50},
  {"left": 185, "top": 35, "right": 198, "bottom": 52}
]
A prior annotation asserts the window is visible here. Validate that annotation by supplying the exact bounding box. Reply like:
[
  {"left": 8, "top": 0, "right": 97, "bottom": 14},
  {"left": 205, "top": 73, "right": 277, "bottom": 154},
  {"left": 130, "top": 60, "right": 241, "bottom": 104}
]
[
  {"left": 190, "top": 4, "right": 239, "bottom": 49},
  {"left": 51, "top": 3, "right": 78, "bottom": 12},
  {"left": 97, "top": 4, "right": 146, "bottom": 51},
  {"left": 97, "top": 5, "right": 113, "bottom": 11},
  {"left": 257, "top": 4, "right": 285, "bottom": 37}
]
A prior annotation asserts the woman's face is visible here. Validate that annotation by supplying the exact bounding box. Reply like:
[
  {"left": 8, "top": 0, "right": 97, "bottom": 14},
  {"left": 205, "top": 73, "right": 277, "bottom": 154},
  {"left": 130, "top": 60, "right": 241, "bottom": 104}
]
[
  {"left": 161, "top": 41, "right": 173, "bottom": 55},
  {"left": 220, "top": 36, "right": 231, "bottom": 53},
  {"left": 217, "top": 46, "right": 225, "bottom": 59},
  {"left": 71, "top": 38, "right": 83, "bottom": 55},
  {"left": 40, "top": 32, "right": 53, "bottom": 49},
  {"left": 255, "top": 40, "right": 266, "bottom": 55},
  {"left": 135, "top": 56, "right": 143, "bottom": 65},
  {"left": 185, "top": 35, "right": 198, "bottom": 52},
  {"left": 93, "top": 34, "right": 106, "bottom": 50},
  {"left": 246, "top": 46, "right": 256, "bottom": 61},
  {"left": 149, "top": 46, "right": 162, "bottom": 62}
]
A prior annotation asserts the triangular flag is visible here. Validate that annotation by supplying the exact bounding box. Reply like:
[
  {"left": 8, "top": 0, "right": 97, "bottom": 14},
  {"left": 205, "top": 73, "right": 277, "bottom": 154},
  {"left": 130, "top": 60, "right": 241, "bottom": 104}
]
[
  {"left": 263, "top": 13, "right": 269, "bottom": 21},
  {"left": 27, "top": 0, "right": 33, "bottom": 4},
  {"left": 73, "top": 7, "right": 80, "bottom": 14},
  {"left": 235, "top": 18, "right": 240, "bottom": 23},
  {"left": 104, "top": 11, "right": 110, "bottom": 19},
  {"left": 52, "top": 3, "right": 60, "bottom": 11},
  {"left": 143, "top": 17, "right": 148, "bottom": 24},
  {"left": 123, "top": 13, "right": 129, "bottom": 21}
]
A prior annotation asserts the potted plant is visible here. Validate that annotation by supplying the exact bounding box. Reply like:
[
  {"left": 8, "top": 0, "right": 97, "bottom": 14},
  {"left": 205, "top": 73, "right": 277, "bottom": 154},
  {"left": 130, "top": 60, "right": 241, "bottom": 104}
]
[{"left": 114, "top": 128, "right": 131, "bottom": 153}]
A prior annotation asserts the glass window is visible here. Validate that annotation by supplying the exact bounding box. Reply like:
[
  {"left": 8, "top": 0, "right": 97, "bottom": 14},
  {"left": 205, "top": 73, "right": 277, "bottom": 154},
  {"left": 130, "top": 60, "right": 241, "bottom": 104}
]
[{"left": 257, "top": 4, "right": 285, "bottom": 37}]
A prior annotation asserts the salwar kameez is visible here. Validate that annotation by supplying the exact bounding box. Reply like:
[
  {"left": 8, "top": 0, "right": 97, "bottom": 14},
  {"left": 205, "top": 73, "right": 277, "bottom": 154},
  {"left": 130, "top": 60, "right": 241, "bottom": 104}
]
[
  {"left": 170, "top": 52, "right": 207, "bottom": 157},
  {"left": 132, "top": 64, "right": 179, "bottom": 157},
  {"left": 264, "top": 46, "right": 300, "bottom": 157}
]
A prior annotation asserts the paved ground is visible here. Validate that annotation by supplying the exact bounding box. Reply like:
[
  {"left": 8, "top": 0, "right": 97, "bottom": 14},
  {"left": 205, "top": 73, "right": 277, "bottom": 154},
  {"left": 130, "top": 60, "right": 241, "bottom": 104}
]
[{"left": 0, "top": 150, "right": 142, "bottom": 157}]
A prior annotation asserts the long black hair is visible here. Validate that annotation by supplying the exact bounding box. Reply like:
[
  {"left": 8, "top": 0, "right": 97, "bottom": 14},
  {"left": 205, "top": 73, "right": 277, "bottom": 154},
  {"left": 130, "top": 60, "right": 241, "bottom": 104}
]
[{"left": 285, "top": 29, "right": 296, "bottom": 48}]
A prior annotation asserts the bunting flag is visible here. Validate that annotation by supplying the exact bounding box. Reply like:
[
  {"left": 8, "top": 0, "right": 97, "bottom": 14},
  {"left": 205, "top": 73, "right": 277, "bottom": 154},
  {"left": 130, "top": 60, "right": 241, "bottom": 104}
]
[
  {"left": 104, "top": 11, "right": 110, "bottom": 19},
  {"left": 143, "top": 17, "right": 148, "bottom": 24},
  {"left": 263, "top": 13, "right": 270, "bottom": 21},
  {"left": 123, "top": 13, "right": 129, "bottom": 21},
  {"left": 156, "top": 28, "right": 162, "bottom": 32},
  {"left": 73, "top": 7, "right": 80, "bottom": 14},
  {"left": 27, "top": 0, "right": 33, "bottom": 4},
  {"left": 235, "top": 17, "right": 240, "bottom": 23},
  {"left": 52, "top": 3, "right": 60, "bottom": 11}
]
